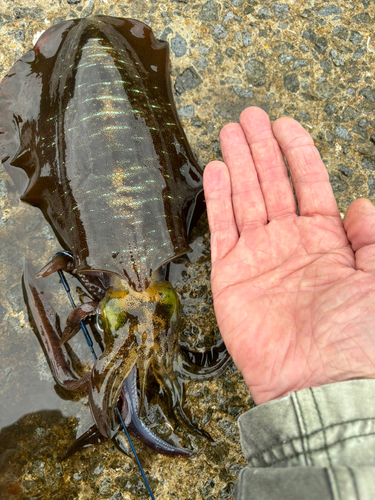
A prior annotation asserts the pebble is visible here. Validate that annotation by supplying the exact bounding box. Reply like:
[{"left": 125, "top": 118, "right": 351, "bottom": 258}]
[
  {"left": 244, "top": 59, "right": 267, "bottom": 87},
  {"left": 330, "top": 49, "right": 345, "bottom": 67},
  {"left": 335, "top": 125, "right": 352, "bottom": 142},
  {"left": 178, "top": 104, "right": 195, "bottom": 117},
  {"left": 283, "top": 73, "right": 299, "bottom": 92},
  {"left": 198, "top": 0, "right": 218, "bottom": 22},
  {"left": 174, "top": 67, "right": 202, "bottom": 94},
  {"left": 212, "top": 24, "right": 228, "bottom": 40},
  {"left": 317, "top": 5, "right": 341, "bottom": 16},
  {"left": 171, "top": 33, "right": 187, "bottom": 58},
  {"left": 273, "top": 4, "right": 289, "bottom": 21}
]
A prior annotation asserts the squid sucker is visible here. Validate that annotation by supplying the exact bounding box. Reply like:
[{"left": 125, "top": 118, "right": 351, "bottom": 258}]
[{"left": 0, "top": 15, "right": 230, "bottom": 458}]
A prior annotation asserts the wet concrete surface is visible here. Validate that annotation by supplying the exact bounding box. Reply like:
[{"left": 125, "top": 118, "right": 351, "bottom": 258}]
[{"left": 1, "top": 0, "right": 375, "bottom": 498}]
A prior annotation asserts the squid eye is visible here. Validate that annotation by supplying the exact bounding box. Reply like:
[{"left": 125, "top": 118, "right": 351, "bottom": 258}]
[{"left": 96, "top": 314, "right": 104, "bottom": 333}]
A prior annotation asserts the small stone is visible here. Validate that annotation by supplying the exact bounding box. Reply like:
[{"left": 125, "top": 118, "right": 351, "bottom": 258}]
[
  {"left": 302, "top": 30, "right": 316, "bottom": 43},
  {"left": 257, "top": 7, "right": 272, "bottom": 19},
  {"left": 320, "top": 58, "right": 332, "bottom": 73},
  {"left": 301, "top": 81, "right": 310, "bottom": 90},
  {"left": 333, "top": 25, "right": 348, "bottom": 41},
  {"left": 67, "top": 0, "right": 81, "bottom": 3},
  {"left": 329, "top": 174, "right": 349, "bottom": 193},
  {"left": 231, "top": 0, "right": 243, "bottom": 6},
  {"left": 178, "top": 105, "right": 195, "bottom": 118},
  {"left": 359, "top": 86, "right": 375, "bottom": 103},
  {"left": 353, "top": 12, "right": 371, "bottom": 24},
  {"left": 362, "top": 158, "right": 375, "bottom": 171},
  {"left": 174, "top": 67, "right": 202, "bottom": 94},
  {"left": 216, "top": 49, "right": 224, "bottom": 64},
  {"left": 334, "top": 125, "right": 352, "bottom": 142},
  {"left": 349, "top": 31, "right": 362, "bottom": 45},
  {"left": 241, "top": 28, "right": 252, "bottom": 47},
  {"left": 338, "top": 164, "right": 353, "bottom": 178},
  {"left": 226, "top": 47, "right": 235, "bottom": 57},
  {"left": 198, "top": 43, "right": 211, "bottom": 56},
  {"left": 0, "top": 14, "right": 12, "bottom": 28},
  {"left": 73, "top": 473, "right": 82, "bottom": 481},
  {"left": 14, "top": 30, "right": 25, "bottom": 42},
  {"left": 198, "top": 0, "right": 218, "bottom": 21},
  {"left": 99, "top": 477, "right": 112, "bottom": 497},
  {"left": 244, "top": 59, "right": 267, "bottom": 87},
  {"left": 358, "top": 118, "right": 368, "bottom": 128},
  {"left": 278, "top": 53, "right": 294, "bottom": 65},
  {"left": 93, "top": 465, "right": 105, "bottom": 475},
  {"left": 283, "top": 73, "right": 299, "bottom": 92},
  {"left": 292, "top": 59, "right": 307, "bottom": 69},
  {"left": 299, "top": 110, "right": 311, "bottom": 121},
  {"left": 108, "top": 493, "right": 122, "bottom": 500},
  {"left": 171, "top": 33, "right": 187, "bottom": 58},
  {"left": 212, "top": 24, "right": 228, "bottom": 40},
  {"left": 273, "top": 4, "right": 289, "bottom": 21},
  {"left": 13, "top": 7, "right": 44, "bottom": 20},
  {"left": 232, "top": 86, "right": 254, "bottom": 99},
  {"left": 316, "top": 81, "right": 335, "bottom": 101},
  {"left": 317, "top": 5, "right": 341, "bottom": 16},
  {"left": 194, "top": 57, "right": 208, "bottom": 69},
  {"left": 222, "top": 11, "right": 235, "bottom": 24},
  {"left": 341, "top": 106, "right": 359, "bottom": 122},
  {"left": 314, "top": 36, "right": 328, "bottom": 54},
  {"left": 159, "top": 27, "right": 173, "bottom": 41},
  {"left": 353, "top": 47, "right": 366, "bottom": 60}
]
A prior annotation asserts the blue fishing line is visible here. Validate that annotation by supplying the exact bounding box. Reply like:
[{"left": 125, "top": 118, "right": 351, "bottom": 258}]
[{"left": 56, "top": 256, "right": 155, "bottom": 500}]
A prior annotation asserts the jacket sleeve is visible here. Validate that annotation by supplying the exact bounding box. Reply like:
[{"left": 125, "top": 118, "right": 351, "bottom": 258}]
[{"left": 234, "top": 379, "right": 375, "bottom": 500}]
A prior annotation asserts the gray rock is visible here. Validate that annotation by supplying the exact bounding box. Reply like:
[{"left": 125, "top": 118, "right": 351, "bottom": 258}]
[
  {"left": 292, "top": 59, "right": 307, "bottom": 69},
  {"left": 353, "top": 12, "right": 371, "bottom": 24},
  {"left": 314, "top": 36, "right": 328, "bottom": 54},
  {"left": 232, "top": 86, "right": 254, "bottom": 99},
  {"left": 320, "top": 58, "right": 332, "bottom": 73},
  {"left": 242, "top": 28, "right": 252, "bottom": 47},
  {"left": 212, "top": 24, "right": 228, "bottom": 40},
  {"left": 198, "top": 0, "right": 218, "bottom": 22},
  {"left": 194, "top": 57, "right": 208, "bottom": 69},
  {"left": 352, "top": 124, "right": 368, "bottom": 140},
  {"left": 358, "top": 118, "right": 368, "bottom": 128},
  {"left": 108, "top": 493, "right": 122, "bottom": 500},
  {"left": 301, "top": 81, "right": 310, "bottom": 90},
  {"left": 338, "top": 164, "right": 353, "bottom": 178},
  {"left": 198, "top": 43, "right": 211, "bottom": 56},
  {"left": 244, "top": 59, "right": 268, "bottom": 87},
  {"left": 368, "top": 175, "right": 375, "bottom": 197},
  {"left": 353, "top": 47, "right": 366, "bottom": 60},
  {"left": 278, "top": 53, "right": 294, "bottom": 65},
  {"left": 216, "top": 49, "right": 224, "bottom": 64},
  {"left": 349, "top": 30, "right": 362, "bottom": 45},
  {"left": 231, "top": 0, "right": 243, "bottom": 6},
  {"left": 67, "top": 0, "right": 81, "bottom": 3},
  {"left": 316, "top": 81, "right": 335, "bottom": 101},
  {"left": 317, "top": 5, "right": 341, "bottom": 16},
  {"left": 329, "top": 174, "right": 349, "bottom": 193},
  {"left": 324, "top": 103, "right": 335, "bottom": 115},
  {"left": 359, "top": 86, "right": 375, "bottom": 103},
  {"left": 174, "top": 67, "right": 203, "bottom": 94},
  {"left": 222, "top": 11, "right": 235, "bottom": 24},
  {"left": 171, "top": 33, "right": 187, "bottom": 58},
  {"left": 99, "top": 477, "right": 112, "bottom": 496},
  {"left": 283, "top": 73, "right": 300, "bottom": 92},
  {"left": 257, "top": 7, "right": 272, "bottom": 19},
  {"left": 335, "top": 125, "right": 352, "bottom": 142},
  {"left": 299, "top": 110, "right": 311, "bottom": 121},
  {"left": 14, "top": 29, "right": 25, "bottom": 42},
  {"left": 273, "top": 4, "right": 289, "bottom": 21},
  {"left": 178, "top": 105, "right": 195, "bottom": 118},
  {"left": 362, "top": 157, "right": 375, "bottom": 171},
  {"left": 0, "top": 14, "right": 12, "bottom": 28},
  {"left": 302, "top": 30, "right": 316, "bottom": 43},
  {"left": 333, "top": 25, "right": 348, "bottom": 40},
  {"left": 330, "top": 49, "right": 345, "bottom": 67},
  {"left": 299, "top": 43, "right": 309, "bottom": 52},
  {"left": 341, "top": 106, "right": 359, "bottom": 122},
  {"left": 226, "top": 47, "right": 235, "bottom": 58},
  {"left": 13, "top": 7, "right": 44, "bottom": 19},
  {"left": 159, "top": 27, "right": 173, "bottom": 41}
]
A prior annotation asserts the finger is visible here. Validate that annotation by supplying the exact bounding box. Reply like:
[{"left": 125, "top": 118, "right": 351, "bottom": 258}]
[
  {"left": 220, "top": 122, "right": 267, "bottom": 232},
  {"left": 239, "top": 107, "right": 296, "bottom": 220},
  {"left": 272, "top": 117, "right": 340, "bottom": 218},
  {"left": 203, "top": 161, "right": 239, "bottom": 264}
]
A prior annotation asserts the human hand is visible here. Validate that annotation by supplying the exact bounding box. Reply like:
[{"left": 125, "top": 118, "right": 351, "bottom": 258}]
[{"left": 203, "top": 106, "right": 375, "bottom": 404}]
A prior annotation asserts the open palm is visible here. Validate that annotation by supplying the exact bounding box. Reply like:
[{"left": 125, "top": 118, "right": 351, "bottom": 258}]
[{"left": 203, "top": 107, "right": 375, "bottom": 404}]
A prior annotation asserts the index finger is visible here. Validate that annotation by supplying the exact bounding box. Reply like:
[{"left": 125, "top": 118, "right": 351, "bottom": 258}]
[{"left": 272, "top": 117, "right": 340, "bottom": 218}]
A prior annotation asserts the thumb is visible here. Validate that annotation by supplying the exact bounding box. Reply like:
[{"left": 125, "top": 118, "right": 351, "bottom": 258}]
[{"left": 344, "top": 198, "right": 375, "bottom": 273}]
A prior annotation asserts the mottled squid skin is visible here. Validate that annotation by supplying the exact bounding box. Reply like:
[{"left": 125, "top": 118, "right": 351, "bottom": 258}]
[{"left": 0, "top": 16, "right": 229, "bottom": 457}]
